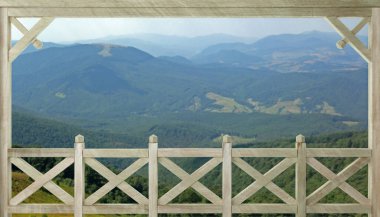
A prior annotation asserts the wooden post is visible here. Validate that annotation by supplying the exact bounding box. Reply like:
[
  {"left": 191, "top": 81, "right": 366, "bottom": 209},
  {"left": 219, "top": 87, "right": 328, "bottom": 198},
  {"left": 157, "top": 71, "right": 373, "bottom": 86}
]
[
  {"left": 0, "top": 7, "right": 11, "bottom": 217},
  {"left": 74, "top": 135, "right": 85, "bottom": 217},
  {"left": 149, "top": 135, "right": 158, "bottom": 217},
  {"left": 222, "top": 135, "right": 232, "bottom": 217},
  {"left": 369, "top": 8, "right": 380, "bottom": 217},
  {"left": 295, "top": 134, "right": 306, "bottom": 217}
]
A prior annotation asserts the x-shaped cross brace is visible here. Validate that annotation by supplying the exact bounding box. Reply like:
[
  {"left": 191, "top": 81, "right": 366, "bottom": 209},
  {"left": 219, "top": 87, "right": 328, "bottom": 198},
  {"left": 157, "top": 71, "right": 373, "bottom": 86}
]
[
  {"left": 159, "top": 157, "right": 222, "bottom": 205},
  {"left": 232, "top": 157, "right": 296, "bottom": 205},
  {"left": 10, "top": 157, "right": 74, "bottom": 205},
  {"left": 84, "top": 158, "right": 149, "bottom": 205},
  {"left": 306, "top": 157, "right": 370, "bottom": 205},
  {"left": 326, "top": 17, "right": 371, "bottom": 63},
  {"left": 10, "top": 17, "right": 54, "bottom": 62},
  {"left": 158, "top": 157, "right": 222, "bottom": 205}
]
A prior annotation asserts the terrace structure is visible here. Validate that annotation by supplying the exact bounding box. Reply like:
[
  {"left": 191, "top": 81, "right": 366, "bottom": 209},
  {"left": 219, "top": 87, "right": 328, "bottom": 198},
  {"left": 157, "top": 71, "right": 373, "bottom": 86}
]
[{"left": 0, "top": 1, "right": 379, "bottom": 217}]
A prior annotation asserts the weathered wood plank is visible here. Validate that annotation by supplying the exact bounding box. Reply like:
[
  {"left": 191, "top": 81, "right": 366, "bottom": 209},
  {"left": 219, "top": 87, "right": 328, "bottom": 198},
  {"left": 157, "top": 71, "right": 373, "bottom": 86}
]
[
  {"left": 295, "top": 135, "right": 306, "bottom": 217},
  {"left": 74, "top": 135, "right": 85, "bottom": 217},
  {"left": 10, "top": 157, "right": 74, "bottom": 205},
  {"left": 83, "top": 149, "right": 148, "bottom": 158},
  {"left": 158, "top": 148, "right": 221, "bottom": 157},
  {"left": 306, "top": 148, "right": 371, "bottom": 157},
  {"left": 83, "top": 204, "right": 148, "bottom": 214},
  {"left": 369, "top": 8, "right": 380, "bottom": 217},
  {"left": 8, "top": 148, "right": 74, "bottom": 157},
  {"left": 8, "top": 204, "right": 74, "bottom": 214},
  {"left": 233, "top": 204, "right": 297, "bottom": 213},
  {"left": 7, "top": 7, "right": 372, "bottom": 18},
  {"left": 158, "top": 157, "right": 222, "bottom": 205},
  {"left": 149, "top": 135, "right": 158, "bottom": 217},
  {"left": 158, "top": 204, "right": 222, "bottom": 214},
  {"left": 0, "top": 8, "right": 11, "bottom": 217},
  {"left": 1, "top": 0, "right": 380, "bottom": 8},
  {"left": 307, "top": 204, "right": 371, "bottom": 214},
  {"left": 232, "top": 148, "right": 296, "bottom": 158},
  {"left": 222, "top": 135, "right": 232, "bottom": 217},
  {"left": 336, "top": 17, "right": 370, "bottom": 49},
  {"left": 159, "top": 157, "right": 222, "bottom": 205}
]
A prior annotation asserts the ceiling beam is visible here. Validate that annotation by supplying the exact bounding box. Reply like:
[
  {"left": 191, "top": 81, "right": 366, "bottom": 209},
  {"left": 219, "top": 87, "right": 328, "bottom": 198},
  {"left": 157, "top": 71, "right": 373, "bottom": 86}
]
[
  {"left": 7, "top": 7, "right": 372, "bottom": 18},
  {"left": 1, "top": 0, "right": 380, "bottom": 8}
]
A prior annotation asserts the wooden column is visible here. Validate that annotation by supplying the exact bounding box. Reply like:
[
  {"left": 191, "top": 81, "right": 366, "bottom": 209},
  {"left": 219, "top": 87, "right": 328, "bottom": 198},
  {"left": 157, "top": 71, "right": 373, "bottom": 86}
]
[
  {"left": 369, "top": 8, "right": 380, "bottom": 217},
  {"left": 0, "top": 7, "right": 11, "bottom": 217},
  {"left": 149, "top": 135, "right": 158, "bottom": 217},
  {"left": 74, "top": 135, "right": 85, "bottom": 217},
  {"left": 222, "top": 135, "right": 232, "bottom": 217},
  {"left": 295, "top": 135, "right": 306, "bottom": 217}
]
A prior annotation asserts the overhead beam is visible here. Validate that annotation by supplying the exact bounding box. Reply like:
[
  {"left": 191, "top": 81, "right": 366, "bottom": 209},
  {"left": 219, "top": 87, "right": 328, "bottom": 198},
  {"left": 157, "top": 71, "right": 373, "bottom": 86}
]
[
  {"left": 1, "top": 0, "right": 380, "bottom": 8},
  {"left": 7, "top": 7, "right": 372, "bottom": 18}
]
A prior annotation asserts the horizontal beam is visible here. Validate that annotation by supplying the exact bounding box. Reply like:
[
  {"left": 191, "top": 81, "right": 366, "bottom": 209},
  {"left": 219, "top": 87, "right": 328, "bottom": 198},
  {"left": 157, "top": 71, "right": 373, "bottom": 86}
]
[
  {"left": 307, "top": 204, "right": 371, "bottom": 213},
  {"left": 306, "top": 148, "right": 372, "bottom": 157},
  {"left": 1, "top": 0, "right": 380, "bottom": 8},
  {"left": 8, "top": 148, "right": 74, "bottom": 157},
  {"left": 83, "top": 149, "right": 148, "bottom": 158},
  {"left": 7, "top": 7, "right": 372, "bottom": 18}
]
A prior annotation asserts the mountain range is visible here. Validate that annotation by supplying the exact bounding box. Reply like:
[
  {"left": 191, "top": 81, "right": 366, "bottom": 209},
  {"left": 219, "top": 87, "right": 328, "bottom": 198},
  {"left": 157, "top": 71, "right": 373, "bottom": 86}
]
[{"left": 12, "top": 31, "right": 368, "bottom": 142}]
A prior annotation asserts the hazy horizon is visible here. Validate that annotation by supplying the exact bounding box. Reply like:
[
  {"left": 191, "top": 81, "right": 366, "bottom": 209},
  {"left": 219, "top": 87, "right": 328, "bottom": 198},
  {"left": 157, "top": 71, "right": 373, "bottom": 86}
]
[{"left": 12, "top": 18, "right": 368, "bottom": 43}]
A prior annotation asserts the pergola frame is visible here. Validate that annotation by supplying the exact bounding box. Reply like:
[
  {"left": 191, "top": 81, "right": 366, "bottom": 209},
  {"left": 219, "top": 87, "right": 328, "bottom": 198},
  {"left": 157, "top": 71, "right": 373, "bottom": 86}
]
[{"left": 0, "top": 1, "right": 379, "bottom": 217}]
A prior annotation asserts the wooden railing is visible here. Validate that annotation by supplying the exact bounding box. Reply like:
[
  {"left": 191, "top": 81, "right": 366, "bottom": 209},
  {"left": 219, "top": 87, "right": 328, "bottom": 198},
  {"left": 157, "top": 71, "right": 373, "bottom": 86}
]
[{"left": 7, "top": 134, "right": 372, "bottom": 217}]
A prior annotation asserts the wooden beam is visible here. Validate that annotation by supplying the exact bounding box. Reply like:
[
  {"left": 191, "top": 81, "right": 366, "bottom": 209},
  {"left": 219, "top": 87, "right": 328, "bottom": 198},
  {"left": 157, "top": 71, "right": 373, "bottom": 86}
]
[
  {"left": 74, "top": 135, "right": 85, "bottom": 217},
  {"left": 10, "top": 17, "right": 43, "bottom": 49},
  {"left": 149, "top": 135, "right": 158, "bottom": 217},
  {"left": 326, "top": 17, "right": 371, "bottom": 63},
  {"left": 7, "top": 7, "right": 372, "bottom": 18},
  {"left": 336, "top": 17, "right": 370, "bottom": 49},
  {"left": 1, "top": 0, "right": 380, "bottom": 8},
  {"left": 222, "top": 135, "right": 232, "bottom": 217},
  {"left": 0, "top": 7, "right": 10, "bottom": 217},
  {"left": 369, "top": 8, "right": 380, "bottom": 217},
  {"left": 9, "top": 17, "right": 54, "bottom": 62}
]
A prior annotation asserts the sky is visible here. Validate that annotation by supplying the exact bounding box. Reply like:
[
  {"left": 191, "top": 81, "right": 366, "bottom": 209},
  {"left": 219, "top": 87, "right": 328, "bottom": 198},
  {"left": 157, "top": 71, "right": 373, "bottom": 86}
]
[{"left": 12, "top": 18, "right": 367, "bottom": 43}]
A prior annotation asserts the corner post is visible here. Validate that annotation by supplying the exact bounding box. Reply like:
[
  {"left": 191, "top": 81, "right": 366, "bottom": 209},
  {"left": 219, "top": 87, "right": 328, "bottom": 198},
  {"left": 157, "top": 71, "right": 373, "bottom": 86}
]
[
  {"left": 295, "top": 134, "right": 306, "bottom": 217},
  {"left": 74, "top": 135, "right": 85, "bottom": 217},
  {"left": 222, "top": 135, "right": 232, "bottom": 217},
  {"left": 149, "top": 135, "right": 158, "bottom": 217},
  {"left": 0, "top": 7, "right": 11, "bottom": 217},
  {"left": 369, "top": 8, "right": 380, "bottom": 217}
]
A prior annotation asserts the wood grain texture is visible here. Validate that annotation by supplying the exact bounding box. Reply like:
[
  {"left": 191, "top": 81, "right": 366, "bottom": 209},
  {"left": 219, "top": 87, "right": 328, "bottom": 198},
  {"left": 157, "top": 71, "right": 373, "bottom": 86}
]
[
  {"left": 0, "top": 7, "right": 10, "bottom": 217},
  {"left": 149, "top": 135, "right": 158, "bottom": 217},
  {"left": 295, "top": 135, "right": 306, "bottom": 217},
  {"left": 7, "top": 7, "right": 372, "bottom": 18},
  {"left": 1, "top": 0, "right": 380, "bottom": 8},
  {"left": 369, "top": 8, "right": 380, "bottom": 217},
  {"left": 74, "top": 136, "right": 85, "bottom": 217},
  {"left": 326, "top": 17, "right": 371, "bottom": 63},
  {"left": 222, "top": 135, "right": 232, "bottom": 217}
]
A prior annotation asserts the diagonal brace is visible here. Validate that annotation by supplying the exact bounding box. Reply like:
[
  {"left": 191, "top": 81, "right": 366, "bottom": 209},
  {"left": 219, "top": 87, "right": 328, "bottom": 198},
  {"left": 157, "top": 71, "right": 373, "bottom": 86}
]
[
  {"left": 158, "top": 157, "right": 222, "bottom": 205},
  {"left": 326, "top": 17, "right": 371, "bottom": 63},
  {"left": 9, "top": 17, "right": 54, "bottom": 62},
  {"left": 11, "top": 157, "right": 74, "bottom": 205},
  {"left": 232, "top": 158, "right": 296, "bottom": 205},
  {"left": 306, "top": 157, "right": 370, "bottom": 205},
  {"left": 233, "top": 157, "right": 296, "bottom": 205},
  {"left": 336, "top": 17, "right": 370, "bottom": 49},
  {"left": 159, "top": 157, "right": 222, "bottom": 205},
  {"left": 84, "top": 158, "right": 149, "bottom": 205},
  {"left": 10, "top": 157, "right": 74, "bottom": 205},
  {"left": 11, "top": 17, "right": 43, "bottom": 49}
]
